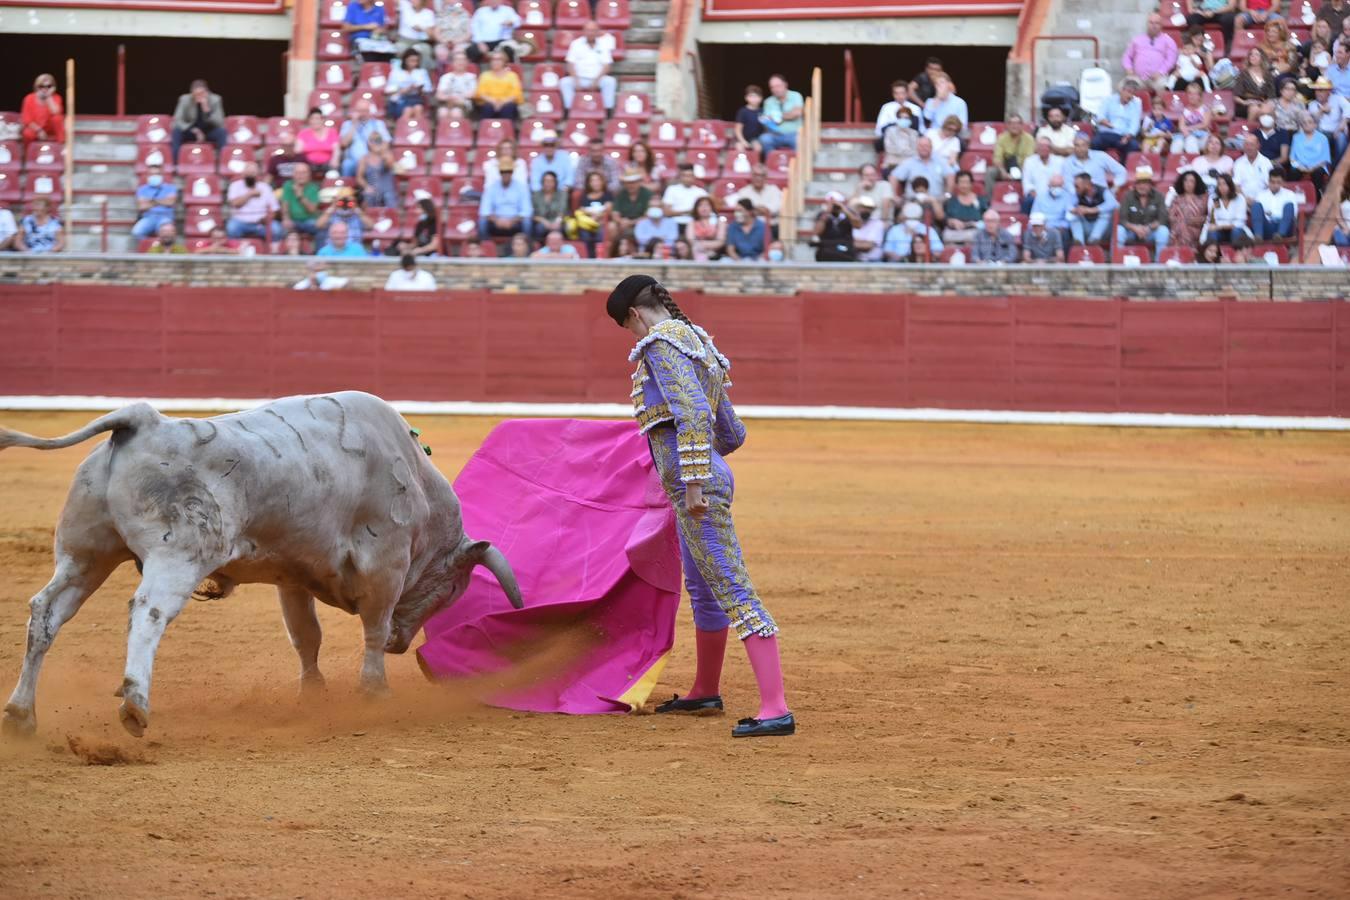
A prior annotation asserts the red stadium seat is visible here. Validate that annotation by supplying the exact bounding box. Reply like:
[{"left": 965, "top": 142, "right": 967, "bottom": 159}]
[
  {"left": 603, "top": 118, "right": 641, "bottom": 148},
  {"left": 135, "top": 114, "right": 174, "bottom": 146},
  {"left": 177, "top": 145, "right": 217, "bottom": 176},
  {"left": 393, "top": 116, "right": 433, "bottom": 148},
  {"left": 476, "top": 118, "right": 515, "bottom": 147},
  {"left": 989, "top": 181, "right": 1023, "bottom": 214},
  {"left": 650, "top": 148, "right": 678, "bottom": 179},
  {"left": 1068, "top": 245, "right": 1105, "bottom": 265},
  {"left": 1125, "top": 151, "right": 1165, "bottom": 174},
  {"left": 550, "top": 30, "right": 579, "bottom": 60},
  {"left": 308, "top": 90, "right": 344, "bottom": 119},
  {"left": 568, "top": 91, "right": 606, "bottom": 119},
  {"left": 357, "top": 62, "right": 393, "bottom": 92},
  {"left": 319, "top": 0, "right": 347, "bottom": 27},
  {"left": 0, "top": 140, "right": 19, "bottom": 170},
  {"left": 24, "top": 142, "right": 64, "bottom": 174},
  {"left": 1230, "top": 29, "right": 1262, "bottom": 59},
  {"left": 22, "top": 173, "right": 61, "bottom": 201},
  {"left": 184, "top": 205, "right": 224, "bottom": 237},
  {"left": 685, "top": 150, "right": 719, "bottom": 180},
  {"left": 317, "top": 30, "right": 349, "bottom": 61},
  {"left": 595, "top": 0, "right": 631, "bottom": 28},
  {"left": 688, "top": 120, "right": 730, "bottom": 149},
  {"left": 447, "top": 176, "right": 485, "bottom": 205},
  {"left": 318, "top": 62, "right": 354, "bottom": 91},
  {"left": 530, "top": 63, "right": 565, "bottom": 90},
  {"left": 957, "top": 151, "right": 992, "bottom": 180},
  {"left": 365, "top": 207, "right": 406, "bottom": 241},
  {"left": 223, "top": 116, "right": 262, "bottom": 145},
  {"left": 1286, "top": 181, "right": 1317, "bottom": 216},
  {"left": 1157, "top": 246, "right": 1196, "bottom": 265},
  {"left": 721, "top": 149, "right": 759, "bottom": 177},
  {"left": 392, "top": 147, "right": 429, "bottom": 177},
  {"left": 517, "top": 0, "right": 552, "bottom": 26},
  {"left": 183, "top": 174, "right": 223, "bottom": 204},
  {"left": 134, "top": 144, "right": 173, "bottom": 174},
  {"left": 709, "top": 176, "right": 749, "bottom": 202},
  {"left": 219, "top": 145, "right": 257, "bottom": 178},
  {"left": 404, "top": 175, "right": 446, "bottom": 207},
  {"left": 560, "top": 119, "right": 601, "bottom": 148},
  {"left": 233, "top": 238, "right": 268, "bottom": 257},
  {"left": 321, "top": 173, "right": 357, "bottom": 194},
  {"left": 431, "top": 147, "right": 468, "bottom": 177},
  {"left": 938, "top": 246, "right": 969, "bottom": 264},
  {"left": 266, "top": 116, "right": 301, "bottom": 145},
  {"left": 436, "top": 116, "right": 475, "bottom": 148},
  {"left": 554, "top": 0, "right": 589, "bottom": 27},
  {"left": 1113, "top": 245, "right": 1153, "bottom": 265},
  {"left": 0, "top": 171, "right": 19, "bottom": 203},
  {"left": 967, "top": 121, "right": 1005, "bottom": 150},
  {"left": 529, "top": 90, "right": 564, "bottom": 118},
  {"left": 519, "top": 118, "right": 560, "bottom": 146},
  {"left": 515, "top": 29, "right": 550, "bottom": 61},
  {"left": 648, "top": 120, "right": 686, "bottom": 149},
  {"left": 443, "top": 205, "right": 480, "bottom": 241},
  {"left": 764, "top": 149, "right": 793, "bottom": 182},
  {"left": 349, "top": 90, "right": 385, "bottom": 118},
  {"left": 614, "top": 91, "right": 651, "bottom": 120}
]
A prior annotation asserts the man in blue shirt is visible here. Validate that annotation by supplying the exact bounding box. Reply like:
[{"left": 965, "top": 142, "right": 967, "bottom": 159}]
[
  {"left": 1091, "top": 80, "right": 1143, "bottom": 160},
  {"left": 1029, "top": 173, "right": 1074, "bottom": 237},
  {"left": 724, "top": 199, "right": 767, "bottom": 261},
  {"left": 634, "top": 206, "right": 678, "bottom": 250},
  {"left": 315, "top": 221, "right": 369, "bottom": 257},
  {"left": 339, "top": 100, "right": 391, "bottom": 177},
  {"left": 131, "top": 164, "right": 179, "bottom": 239},
  {"left": 1324, "top": 43, "right": 1350, "bottom": 99},
  {"left": 1288, "top": 113, "right": 1332, "bottom": 197},
  {"left": 1067, "top": 172, "right": 1117, "bottom": 246},
  {"left": 342, "top": 0, "right": 385, "bottom": 50},
  {"left": 922, "top": 75, "right": 968, "bottom": 134},
  {"left": 529, "top": 132, "right": 574, "bottom": 191},
  {"left": 1063, "top": 134, "right": 1127, "bottom": 189},
  {"left": 479, "top": 167, "right": 532, "bottom": 239},
  {"left": 760, "top": 74, "right": 804, "bottom": 153},
  {"left": 1308, "top": 79, "right": 1349, "bottom": 162}
]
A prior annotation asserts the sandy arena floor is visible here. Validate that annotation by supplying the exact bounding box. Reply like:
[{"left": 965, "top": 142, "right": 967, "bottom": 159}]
[{"left": 0, "top": 411, "right": 1347, "bottom": 899}]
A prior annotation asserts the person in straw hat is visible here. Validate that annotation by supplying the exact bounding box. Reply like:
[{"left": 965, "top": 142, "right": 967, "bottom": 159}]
[
  {"left": 1306, "top": 77, "right": 1348, "bottom": 162},
  {"left": 1117, "top": 165, "right": 1171, "bottom": 255}
]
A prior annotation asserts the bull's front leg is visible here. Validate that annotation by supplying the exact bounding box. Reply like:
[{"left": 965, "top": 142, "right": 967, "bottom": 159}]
[
  {"left": 354, "top": 570, "right": 406, "bottom": 696},
  {"left": 118, "top": 557, "right": 207, "bottom": 737},
  {"left": 278, "top": 586, "right": 325, "bottom": 693}
]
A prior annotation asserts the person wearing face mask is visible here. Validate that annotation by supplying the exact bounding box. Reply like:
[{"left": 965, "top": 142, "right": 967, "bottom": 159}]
[
  {"left": 851, "top": 196, "right": 885, "bottom": 261},
  {"left": 1030, "top": 173, "right": 1073, "bottom": 240},
  {"left": 226, "top": 162, "right": 283, "bottom": 241},
  {"left": 813, "top": 191, "right": 861, "bottom": 262},
  {"left": 634, "top": 204, "right": 679, "bottom": 249},
  {"left": 882, "top": 201, "right": 943, "bottom": 262},
  {"left": 874, "top": 80, "right": 924, "bottom": 152},
  {"left": 1256, "top": 112, "right": 1293, "bottom": 168},
  {"left": 724, "top": 199, "right": 767, "bottom": 261},
  {"left": 131, "top": 165, "right": 179, "bottom": 239},
  {"left": 765, "top": 240, "right": 786, "bottom": 262}
]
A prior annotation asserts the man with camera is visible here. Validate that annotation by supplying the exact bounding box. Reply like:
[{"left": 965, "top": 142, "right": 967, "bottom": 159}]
[
  {"left": 813, "top": 191, "right": 861, "bottom": 262},
  {"left": 316, "top": 189, "right": 375, "bottom": 250}
]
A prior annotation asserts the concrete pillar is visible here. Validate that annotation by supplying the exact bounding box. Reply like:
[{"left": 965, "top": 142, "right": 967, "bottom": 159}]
[{"left": 287, "top": 0, "right": 318, "bottom": 118}]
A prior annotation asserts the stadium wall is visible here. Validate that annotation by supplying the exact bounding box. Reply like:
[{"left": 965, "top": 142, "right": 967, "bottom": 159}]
[{"left": 2, "top": 285, "right": 1346, "bottom": 417}]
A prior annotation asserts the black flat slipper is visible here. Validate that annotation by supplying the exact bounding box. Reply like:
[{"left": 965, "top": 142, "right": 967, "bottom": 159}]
[
  {"left": 654, "top": 694, "right": 724, "bottom": 714},
  {"left": 731, "top": 712, "right": 796, "bottom": 737}
]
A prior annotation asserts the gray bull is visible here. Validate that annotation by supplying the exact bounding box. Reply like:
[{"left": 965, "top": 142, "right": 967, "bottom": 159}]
[{"left": 0, "top": 392, "right": 521, "bottom": 738}]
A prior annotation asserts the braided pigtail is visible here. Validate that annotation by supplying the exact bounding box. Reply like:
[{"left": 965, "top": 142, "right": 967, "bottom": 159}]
[{"left": 650, "top": 283, "right": 694, "bottom": 328}]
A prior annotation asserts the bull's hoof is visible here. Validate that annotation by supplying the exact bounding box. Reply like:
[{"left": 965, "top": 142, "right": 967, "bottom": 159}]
[
  {"left": 359, "top": 678, "right": 391, "bottom": 699},
  {"left": 299, "top": 671, "right": 327, "bottom": 695},
  {"left": 1, "top": 703, "right": 37, "bottom": 739},
  {"left": 118, "top": 699, "right": 149, "bottom": 738}
]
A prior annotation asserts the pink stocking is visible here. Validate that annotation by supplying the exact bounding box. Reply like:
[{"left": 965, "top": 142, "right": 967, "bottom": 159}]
[
  {"left": 742, "top": 634, "right": 789, "bottom": 720},
  {"left": 687, "top": 627, "right": 728, "bottom": 699}
]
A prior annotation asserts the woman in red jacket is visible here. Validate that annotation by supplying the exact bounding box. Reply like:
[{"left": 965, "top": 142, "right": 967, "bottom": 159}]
[{"left": 21, "top": 73, "right": 64, "bottom": 144}]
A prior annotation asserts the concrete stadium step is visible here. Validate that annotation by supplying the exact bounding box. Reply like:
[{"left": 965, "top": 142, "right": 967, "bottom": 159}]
[
  {"left": 631, "top": 0, "right": 668, "bottom": 11},
  {"left": 68, "top": 199, "right": 138, "bottom": 219},
  {"left": 69, "top": 231, "right": 137, "bottom": 253},
  {"left": 73, "top": 170, "right": 137, "bottom": 191},
  {"left": 625, "top": 27, "right": 664, "bottom": 44},
  {"left": 814, "top": 146, "right": 873, "bottom": 169},
  {"left": 73, "top": 140, "right": 137, "bottom": 163},
  {"left": 75, "top": 117, "right": 138, "bottom": 134},
  {"left": 821, "top": 125, "right": 874, "bottom": 141}
]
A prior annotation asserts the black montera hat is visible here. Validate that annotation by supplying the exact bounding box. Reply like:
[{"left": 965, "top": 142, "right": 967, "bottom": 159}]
[{"left": 606, "top": 274, "right": 659, "bottom": 326}]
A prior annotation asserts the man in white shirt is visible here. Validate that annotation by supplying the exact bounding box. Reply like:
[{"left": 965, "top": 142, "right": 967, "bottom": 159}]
[
  {"left": 1019, "top": 137, "right": 1063, "bottom": 214},
  {"left": 467, "top": 0, "right": 521, "bottom": 63},
  {"left": 1232, "top": 134, "right": 1273, "bottom": 202},
  {"left": 661, "top": 164, "right": 708, "bottom": 227},
  {"left": 560, "top": 20, "right": 617, "bottom": 115},
  {"left": 384, "top": 253, "right": 438, "bottom": 290},
  {"left": 1035, "top": 107, "right": 1077, "bottom": 157},
  {"left": 874, "top": 80, "right": 923, "bottom": 146},
  {"left": 1251, "top": 170, "right": 1299, "bottom": 241}
]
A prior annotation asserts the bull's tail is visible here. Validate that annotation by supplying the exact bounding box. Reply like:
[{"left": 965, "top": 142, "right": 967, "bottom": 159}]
[
  {"left": 0, "top": 402, "right": 162, "bottom": 453},
  {"left": 457, "top": 538, "right": 524, "bottom": 609}
]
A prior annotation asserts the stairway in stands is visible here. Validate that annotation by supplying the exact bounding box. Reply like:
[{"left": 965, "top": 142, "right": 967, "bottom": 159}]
[{"left": 792, "top": 123, "right": 875, "bottom": 261}]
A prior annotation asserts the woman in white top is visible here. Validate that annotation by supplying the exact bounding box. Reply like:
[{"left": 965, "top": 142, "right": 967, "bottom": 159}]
[
  {"left": 1201, "top": 173, "right": 1252, "bottom": 245},
  {"left": 435, "top": 50, "right": 478, "bottom": 120},
  {"left": 923, "top": 115, "right": 964, "bottom": 168},
  {"left": 385, "top": 49, "right": 434, "bottom": 121},
  {"left": 482, "top": 137, "right": 530, "bottom": 184},
  {"left": 1182, "top": 134, "right": 1235, "bottom": 191}
]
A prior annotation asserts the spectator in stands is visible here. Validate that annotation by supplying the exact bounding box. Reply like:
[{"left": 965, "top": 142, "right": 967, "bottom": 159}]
[
  {"left": 1020, "top": 212, "right": 1063, "bottom": 263},
  {"left": 355, "top": 134, "right": 397, "bottom": 208},
  {"left": 1141, "top": 96, "right": 1176, "bottom": 154},
  {"left": 478, "top": 165, "right": 532, "bottom": 240},
  {"left": 385, "top": 253, "right": 437, "bottom": 290},
  {"left": 225, "top": 163, "right": 282, "bottom": 241},
  {"left": 1188, "top": 0, "right": 1238, "bottom": 55},
  {"left": 1271, "top": 77, "right": 1307, "bottom": 133},
  {"left": 661, "top": 163, "right": 707, "bottom": 228},
  {"left": 813, "top": 191, "right": 859, "bottom": 262},
  {"left": 339, "top": 100, "right": 391, "bottom": 178},
  {"left": 1232, "top": 133, "right": 1274, "bottom": 200},
  {"left": 1064, "top": 134, "right": 1127, "bottom": 189},
  {"left": 295, "top": 108, "right": 340, "bottom": 173},
  {"left": 531, "top": 131, "right": 574, "bottom": 191},
  {"left": 1168, "top": 171, "right": 1210, "bottom": 250},
  {"left": 1172, "top": 82, "right": 1214, "bottom": 155},
  {"left": 724, "top": 198, "right": 767, "bottom": 261},
  {"left": 908, "top": 57, "right": 946, "bottom": 104},
  {"left": 627, "top": 141, "right": 660, "bottom": 191},
  {"left": 1036, "top": 107, "right": 1076, "bottom": 157},
  {"left": 1256, "top": 112, "right": 1292, "bottom": 168},
  {"left": 531, "top": 229, "right": 580, "bottom": 259},
  {"left": 409, "top": 197, "right": 441, "bottom": 257},
  {"left": 735, "top": 85, "right": 766, "bottom": 151},
  {"left": 1289, "top": 112, "right": 1331, "bottom": 196},
  {"left": 1031, "top": 173, "right": 1073, "bottom": 237},
  {"left": 635, "top": 206, "right": 678, "bottom": 249},
  {"left": 1320, "top": 0, "right": 1350, "bottom": 38},
  {"left": 436, "top": 51, "right": 478, "bottom": 120},
  {"left": 729, "top": 165, "right": 783, "bottom": 236},
  {"left": 343, "top": 0, "right": 386, "bottom": 51},
  {"left": 386, "top": 49, "right": 433, "bottom": 121},
  {"left": 16, "top": 198, "right": 63, "bottom": 254},
  {"left": 1252, "top": 168, "right": 1300, "bottom": 238},
  {"left": 316, "top": 220, "right": 369, "bottom": 257},
  {"left": 21, "top": 73, "right": 64, "bottom": 144},
  {"left": 607, "top": 233, "right": 638, "bottom": 259},
  {"left": 1239, "top": 0, "right": 1280, "bottom": 28},
  {"left": 883, "top": 201, "right": 942, "bottom": 262},
  {"left": 532, "top": 170, "right": 567, "bottom": 240},
  {"left": 434, "top": 0, "right": 472, "bottom": 65},
  {"left": 971, "top": 210, "right": 1017, "bottom": 264},
  {"left": 612, "top": 168, "right": 652, "bottom": 236},
  {"left": 1234, "top": 49, "right": 1277, "bottom": 121},
  {"left": 485, "top": 138, "right": 529, "bottom": 184},
  {"left": 1122, "top": 14, "right": 1179, "bottom": 93},
  {"left": 903, "top": 176, "right": 942, "bottom": 223},
  {"left": 1303, "top": 21, "right": 1335, "bottom": 76},
  {"left": 475, "top": 50, "right": 524, "bottom": 121},
  {"left": 1117, "top": 167, "right": 1170, "bottom": 255},
  {"left": 938, "top": 170, "right": 987, "bottom": 244},
  {"left": 1332, "top": 181, "right": 1350, "bottom": 245},
  {"left": 170, "top": 79, "right": 226, "bottom": 164},
  {"left": 281, "top": 162, "right": 322, "bottom": 238},
  {"left": 986, "top": 114, "right": 1034, "bottom": 194},
  {"left": 315, "top": 189, "right": 374, "bottom": 247},
  {"left": 573, "top": 170, "right": 612, "bottom": 258},
  {"left": 1200, "top": 173, "right": 1252, "bottom": 244},
  {"left": 922, "top": 76, "right": 968, "bottom": 135},
  {"left": 683, "top": 196, "right": 725, "bottom": 261},
  {"left": 575, "top": 137, "right": 622, "bottom": 193},
  {"left": 561, "top": 21, "right": 618, "bottom": 117},
  {"left": 925, "top": 115, "right": 964, "bottom": 169},
  {"left": 880, "top": 112, "right": 919, "bottom": 178},
  {"left": 293, "top": 259, "right": 345, "bottom": 290},
  {"left": 1067, "top": 172, "right": 1116, "bottom": 246},
  {"left": 849, "top": 163, "right": 894, "bottom": 221},
  {"left": 888, "top": 136, "right": 952, "bottom": 200},
  {"left": 851, "top": 196, "right": 885, "bottom": 262},
  {"left": 1020, "top": 138, "right": 1063, "bottom": 215},
  {"left": 396, "top": 0, "right": 439, "bottom": 62},
  {"left": 1258, "top": 19, "right": 1300, "bottom": 76},
  {"left": 131, "top": 164, "right": 179, "bottom": 240},
  {"left": 145, "top": 222, "right": 185, "bottom": 254},
  {"left": 1323, "top": 42, "right": 1350, "bottom": 97},
  {"left": 760, "top": 75, "right": 805, "bottom": 154},
  {"left": 765, "top": 239, "right": 786, "bottom": 262},
  {"left": 1182, "top": 134, "right": 1235, "bottom": 191},
  {"left": 203, "top": 228, "right": 232, "bottom": 254},
  {"left": 1092, "top": 79, "right": 1143, "bottom": 161},
  {"left": 874, "top": 80, "right": 923, "bottom": 151},
  {"left": 461, "top": 238, "right": 485, "bottom": 258},
  {"left": 671, "top": 237, "right": 695, "bottom": 260},
  {"left": 1170, "top": 27, "right": 1215, "bottom": 91},
  {"left": 0, "top": 201, "right": 16, "bottom": 252},
  {"left": 1308, "top": 78, "right": 1349, "bottom": 161},
  {"left": 467, "top": 0, "right": 521, "bottom": 63}
]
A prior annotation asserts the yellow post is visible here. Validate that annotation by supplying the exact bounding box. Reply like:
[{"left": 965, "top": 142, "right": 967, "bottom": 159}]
[{"left": 64, "top": 58, "right": 75, "bottom": 217}]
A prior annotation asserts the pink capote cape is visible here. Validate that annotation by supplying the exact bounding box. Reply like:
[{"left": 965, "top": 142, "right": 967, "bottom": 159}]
[{"left": 416, "top": 419, "right": 681, "bottom": 713}]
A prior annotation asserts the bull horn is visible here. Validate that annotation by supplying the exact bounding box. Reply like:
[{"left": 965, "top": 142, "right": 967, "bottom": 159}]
[{"left": 468, "top": 540, "right": 523, "bottom": 609}]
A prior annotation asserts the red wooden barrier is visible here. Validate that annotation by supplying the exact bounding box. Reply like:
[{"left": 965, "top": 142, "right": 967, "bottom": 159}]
[{"left": 0, "top": 286, "right": 1346, "bottom": 417}]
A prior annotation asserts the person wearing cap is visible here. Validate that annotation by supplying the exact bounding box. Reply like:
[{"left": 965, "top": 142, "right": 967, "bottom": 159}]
[
  {"left": 660, "top": 163, "right": 709, "bottom": 228},
  {"left": 612, "top": 168, "right": 653, "bottom": 236},
  {"left": 1064, "top": 133, "right": 1127, "bottom": 190},
  {"left": 1021, "top": 212, "right": 1064, "bottom": 263},
  {"left": 882, "top": 201, "right": 943, "bottom": 262},
  {"left": 1252, "top": 168, "right": 1300, "bottom": 238},
  {"left": 634, "top": 204, "right": 679, "bottom": 249},
  {"left": 1307, "top": 77, "right": 1349, "bottom": 160},
  {"left": 1116, "top": 167, "right": 1171, "bottom": 255},
  {"left": 814, "top": 191, "right": 861, "bottom": 262},
  {"left": 1067, "top": 171, "right": 1117, "bottom": 247},
  {"left": 851, "top": 196, "right": 886, "bottom": 262},
  {"left": 560, "top": 21, "right": 618, "bottom": 117},
  {"left": 724, "top": 198, "right": 767, "bottom": 261},
  {"left": 529, "top": 132, "right": 575, "bottom": 192},
  {"left": 1091, "top": 79, "right": 1144, "bottom": 161},
  {"left": 1289, "top": 112, "right": 1332, "bottom": 196},
  {"left": 971, "top": 209, "right": 1018, "bottom": 264},
  {"left": 605, "top": 275, "right": 794, "bottom": 738}
]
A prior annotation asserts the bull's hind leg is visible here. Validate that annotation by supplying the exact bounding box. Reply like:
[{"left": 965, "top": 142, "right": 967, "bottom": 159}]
[
  {"left": 278, "top": 586, "right": 325, "bottom": 693},
  {"left": 3, "top": 554, "right": 119, "bottom": 738},
  {"left": 118, "top": 557, "right": 209, "bottom": 737}
]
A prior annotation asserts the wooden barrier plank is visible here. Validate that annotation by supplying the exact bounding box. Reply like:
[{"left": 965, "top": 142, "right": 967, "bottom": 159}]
[
  {"left": 272, "top": 291, "right": 379, "bottom": 396},
  {"left": 55, "top": 285, "right": 164, "bottom": 396},
  {"left": 482, "top": 295, "right": 593, "bottom": 401},
  {"left": 378, "top": 292, "right": 488, "bottom": 401},
  {"left": 0, "top": 285, "right": 57, "bottom": 395}
]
